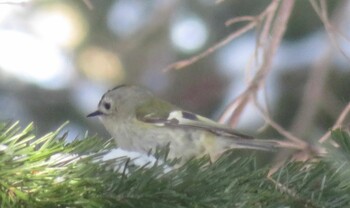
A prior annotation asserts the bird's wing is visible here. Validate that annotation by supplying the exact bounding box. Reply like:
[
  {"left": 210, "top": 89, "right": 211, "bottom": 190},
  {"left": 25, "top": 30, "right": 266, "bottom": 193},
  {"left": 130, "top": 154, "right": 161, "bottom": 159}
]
[{"left": 136, "top": 100, "right": 254, "bottom": 140}]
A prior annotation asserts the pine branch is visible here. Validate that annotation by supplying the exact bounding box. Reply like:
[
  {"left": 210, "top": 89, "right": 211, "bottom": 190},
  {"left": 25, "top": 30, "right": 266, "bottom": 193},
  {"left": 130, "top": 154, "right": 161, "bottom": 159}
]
[{"left": 1, "top": 122, "right": 350, "bottom": 207}]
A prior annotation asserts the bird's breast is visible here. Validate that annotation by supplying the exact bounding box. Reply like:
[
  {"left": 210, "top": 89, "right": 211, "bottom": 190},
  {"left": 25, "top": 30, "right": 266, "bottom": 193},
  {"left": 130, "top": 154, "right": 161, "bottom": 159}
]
[{"left": 106, "top": 120, "right": 206, "bottom": 160}]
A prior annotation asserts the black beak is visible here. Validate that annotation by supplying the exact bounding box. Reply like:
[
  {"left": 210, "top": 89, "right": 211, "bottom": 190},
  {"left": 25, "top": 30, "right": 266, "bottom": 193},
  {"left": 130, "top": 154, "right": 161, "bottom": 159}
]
[{"left": 87, "top": 110, "right": 103, "bottom": 117}]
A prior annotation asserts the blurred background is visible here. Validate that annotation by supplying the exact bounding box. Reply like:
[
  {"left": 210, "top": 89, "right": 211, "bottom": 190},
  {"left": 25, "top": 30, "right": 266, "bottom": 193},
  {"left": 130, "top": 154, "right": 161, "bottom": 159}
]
[{"left": 0, "top": 0, "right": 349, "bottom": 142}]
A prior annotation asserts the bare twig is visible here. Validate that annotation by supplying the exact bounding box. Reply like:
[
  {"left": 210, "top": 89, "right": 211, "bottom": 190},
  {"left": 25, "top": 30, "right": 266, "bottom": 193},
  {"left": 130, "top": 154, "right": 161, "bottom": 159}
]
[
  {"left": 225, "top": 16, "right": 255, "bottom": 26},
  {"left": 319, "top": 102, "right": 350, "bottom": 143},
  {"left": 217, "top": 94, "right": 245, "bottom": 125},
  {"left": 165, "top": 1, "right": 283, "bottom": 72},
  {"left": 163, "top": 21, "right": 256, "bottom": 72},
  {"left": 290, "top": 49, "right": 332, "bottom": 137},
  {"left": 219, "top": 0, "right": 295, "bottom": 127},
  {"left": 218, "top": 0, "right": 280, "bottom": 125},
  {"left": 306, "top": 0, "right": 350, "bottom": 144},
  {"left": 254, "top": 98, "right": 308, "bottom": 147},
  {"left": 256, "top": 0, "right": 279, "bottom": 58},
  {"left": 309, "top": 0, "right": 350, "bottom": 63}
]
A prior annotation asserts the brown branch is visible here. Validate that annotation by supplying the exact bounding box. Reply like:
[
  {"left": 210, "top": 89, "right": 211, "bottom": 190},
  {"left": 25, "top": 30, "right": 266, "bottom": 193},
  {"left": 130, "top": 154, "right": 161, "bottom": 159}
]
[
  {"left": 291, "top": 0, "right": 350, "bottom": 139},
  {"left": 290, "top": 49, "right": 332, "bottom": 137},
  {"left": 255, "top": 0, "right": 294, "bottom": 80},
  {"left": 319, "top": 102, "right": 350, "bottom": 143},
  {"left": 254, "top": 97, "right": 308, "bottom": 147},
  {"left": 309, "top": 0, "right": 350, "bottom": 63},
  {"left": 163, "top": 21, "right": 256, "bottom": 72},
  {"left": 219, "top": 94, "right": 251, "bottom": 126},
  {"left": 256, "top": 0, "right": 279, "bottom": 57},
  {"left": 219, "top": 0, "right": 295, "bottom": 127},
  {"left": 225, "top": 16, "right": 255, "bottom": 26},
  {"left": 218, "top": 0, "right": 280, "bottom": 124},
  {"left": 306, "top": 0, "right": 350, "bottom": 144},
  {"left": 163, "top": 0, "right": 287, "bottom": 76},
  {"left": 224, "top": 1, "right": 279, "bottom": 126}
]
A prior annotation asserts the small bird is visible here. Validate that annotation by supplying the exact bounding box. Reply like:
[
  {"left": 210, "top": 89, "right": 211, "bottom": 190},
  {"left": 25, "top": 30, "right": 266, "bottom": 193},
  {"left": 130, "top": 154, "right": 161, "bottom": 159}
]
[{"left": 88, "top": 85, "right": 290, "bottom": 162}]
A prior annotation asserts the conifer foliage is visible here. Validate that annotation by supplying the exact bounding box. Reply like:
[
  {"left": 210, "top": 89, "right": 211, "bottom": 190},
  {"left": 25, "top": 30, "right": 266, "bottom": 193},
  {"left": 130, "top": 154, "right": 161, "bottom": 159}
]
[{"left": 0, "top": 123, "right": 350, "bottom": 207}]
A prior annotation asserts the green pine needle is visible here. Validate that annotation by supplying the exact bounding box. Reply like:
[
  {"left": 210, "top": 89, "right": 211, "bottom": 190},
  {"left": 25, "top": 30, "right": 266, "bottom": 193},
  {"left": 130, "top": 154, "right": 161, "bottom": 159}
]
[{"left": 1, "top": 122, "right": 350, "bottom": 207}]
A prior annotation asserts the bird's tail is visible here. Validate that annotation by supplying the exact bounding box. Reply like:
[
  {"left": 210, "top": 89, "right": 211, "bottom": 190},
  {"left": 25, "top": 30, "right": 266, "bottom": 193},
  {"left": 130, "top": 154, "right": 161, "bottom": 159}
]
[
  {"left": 223, "top": 138, "right": 301, "bottom": 152},
  {"left": 202, "top": 136, "right": 304, "bottom": 161}
]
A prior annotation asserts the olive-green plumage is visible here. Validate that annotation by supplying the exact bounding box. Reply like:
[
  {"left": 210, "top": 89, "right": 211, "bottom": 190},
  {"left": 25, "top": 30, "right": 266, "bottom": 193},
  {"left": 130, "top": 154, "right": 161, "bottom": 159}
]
[{"left": 88, "top": 85, "right": 287, "bottom": 162}]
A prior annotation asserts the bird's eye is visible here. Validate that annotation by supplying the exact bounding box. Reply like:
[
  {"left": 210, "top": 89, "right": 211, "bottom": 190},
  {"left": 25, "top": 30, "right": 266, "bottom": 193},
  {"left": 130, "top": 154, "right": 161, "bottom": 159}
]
[{"left": 103, "top": 102, "right": 111, "bottom": 110}]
